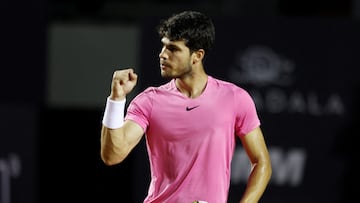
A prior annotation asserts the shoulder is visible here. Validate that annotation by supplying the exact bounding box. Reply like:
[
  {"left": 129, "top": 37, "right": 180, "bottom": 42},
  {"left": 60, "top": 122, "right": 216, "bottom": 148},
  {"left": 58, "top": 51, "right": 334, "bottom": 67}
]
[
  {"left": 209, "top": 76, "right": 249, "bottom": 94},
  {"left": 208, "top": 76, "right": 256, "bottom": 107}
]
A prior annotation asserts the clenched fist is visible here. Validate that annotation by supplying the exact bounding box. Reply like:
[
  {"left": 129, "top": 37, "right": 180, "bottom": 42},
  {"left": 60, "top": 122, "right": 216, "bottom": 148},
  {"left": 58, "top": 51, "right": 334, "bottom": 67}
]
[{"left": 109, "top": 68, "right": 138, "bottom": 101}]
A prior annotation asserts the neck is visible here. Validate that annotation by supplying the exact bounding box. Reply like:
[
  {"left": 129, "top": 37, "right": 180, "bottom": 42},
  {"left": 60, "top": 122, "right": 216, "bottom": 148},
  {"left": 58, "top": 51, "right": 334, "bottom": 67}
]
[{"left": 175, "top": 71, "right": 208, "bottom": 98}]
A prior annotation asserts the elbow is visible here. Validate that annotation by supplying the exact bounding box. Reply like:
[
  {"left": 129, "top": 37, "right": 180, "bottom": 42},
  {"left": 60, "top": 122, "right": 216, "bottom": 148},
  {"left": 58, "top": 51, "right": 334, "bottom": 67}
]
[
  {"left": 100, "top": 129, "right": 127, "bottom": 166},
  {"left": 264, "top": 158, "right": 272, "bottom": 182},
  {"left": 255, "top": 157, "right": 272, "bottom": 182},
  {"left": 101, "top": 155, "right": 116, "bottom": 166},
  {"left": 267, "top": 167, "right": 272, "bottom": 184},
  {"left": 102, "top": 159, "right": 120, "bottom": 166},
  {"left": 100, "top": 150, "right": 126, "bottom": 166}
]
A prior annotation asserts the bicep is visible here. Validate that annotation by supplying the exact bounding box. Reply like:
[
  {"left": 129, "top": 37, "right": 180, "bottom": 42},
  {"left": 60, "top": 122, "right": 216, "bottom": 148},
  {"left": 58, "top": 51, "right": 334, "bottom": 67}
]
[
  {"left": 239, "top": 127, "right": 270, "bottom": 164},
  {"left": 122, "top": 119, "right": 145, "bottom": 148}
]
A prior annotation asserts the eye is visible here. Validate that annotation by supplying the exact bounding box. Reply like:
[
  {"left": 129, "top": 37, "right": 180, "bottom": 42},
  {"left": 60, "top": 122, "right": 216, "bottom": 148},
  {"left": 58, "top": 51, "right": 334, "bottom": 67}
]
[
  {"left": 168, "top": 46, "right": 176, "bottom": 52},
  {"left": 160, "top": 44, "right": 179, "bottom": 53}
]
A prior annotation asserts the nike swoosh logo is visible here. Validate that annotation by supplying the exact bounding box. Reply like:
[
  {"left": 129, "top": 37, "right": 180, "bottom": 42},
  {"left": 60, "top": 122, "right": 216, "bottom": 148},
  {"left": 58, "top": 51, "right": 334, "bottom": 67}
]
[{"left": 186, "top": 105, "right": 200, "bottom": 111}]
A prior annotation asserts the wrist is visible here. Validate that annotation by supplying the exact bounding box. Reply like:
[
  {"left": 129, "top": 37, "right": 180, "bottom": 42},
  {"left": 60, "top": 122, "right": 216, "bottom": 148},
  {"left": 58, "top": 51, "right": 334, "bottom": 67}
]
[
  {"left": 102, "top": 97, "right": 126, "bottom": 129},
  {"left": 109, "top": 95, "right": 126, "bottom": 101},
  {"left": 109, "top": 92, "right": 126, "bottom": 101}
]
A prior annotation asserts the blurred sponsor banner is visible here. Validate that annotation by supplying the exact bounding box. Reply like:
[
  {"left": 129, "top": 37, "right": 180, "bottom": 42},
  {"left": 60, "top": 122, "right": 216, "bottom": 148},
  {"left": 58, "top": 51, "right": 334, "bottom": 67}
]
[
  {"left": 46, "top": 24, "right": 139, "bottom": 108},
  {"left": 136, "top": 16, "right": 360, "bottom": 203}
]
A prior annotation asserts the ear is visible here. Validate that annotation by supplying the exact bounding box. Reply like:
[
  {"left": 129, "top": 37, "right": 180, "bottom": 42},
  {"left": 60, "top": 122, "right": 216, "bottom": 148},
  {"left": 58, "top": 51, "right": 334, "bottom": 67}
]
[{"left": 192, "top": 49, "right": 205, "bottom": 64}]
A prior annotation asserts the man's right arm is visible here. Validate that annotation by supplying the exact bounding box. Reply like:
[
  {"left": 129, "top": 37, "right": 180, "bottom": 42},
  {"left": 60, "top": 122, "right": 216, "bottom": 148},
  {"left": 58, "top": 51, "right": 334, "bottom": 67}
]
[{"left": 100, "top": 68, "right": 143, "bottom": 165}]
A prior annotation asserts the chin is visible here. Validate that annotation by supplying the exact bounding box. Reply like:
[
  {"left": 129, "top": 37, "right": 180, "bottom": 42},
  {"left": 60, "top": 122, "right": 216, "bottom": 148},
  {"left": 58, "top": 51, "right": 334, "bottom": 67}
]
[
  {"left": 161, "top": 74, "right": 172, "bottom": 79},
  {"left": 160, "top": 70, "right": 170, "bottom": 78},
  {"left": 160, "top": 73, "right": 167, "bottom": 78}
]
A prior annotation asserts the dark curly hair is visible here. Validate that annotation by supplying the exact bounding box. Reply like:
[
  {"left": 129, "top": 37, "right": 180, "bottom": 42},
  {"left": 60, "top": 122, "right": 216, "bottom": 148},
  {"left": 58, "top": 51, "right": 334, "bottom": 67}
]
[{"left": 157, "top": 11, "right": 215, "bottom": 54}]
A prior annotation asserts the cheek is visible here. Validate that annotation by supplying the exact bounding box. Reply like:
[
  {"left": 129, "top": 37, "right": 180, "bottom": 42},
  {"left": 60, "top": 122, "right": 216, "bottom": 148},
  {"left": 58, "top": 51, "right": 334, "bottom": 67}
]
[{"left": 190, "top": 54, "right": 198, "bottom": 64}]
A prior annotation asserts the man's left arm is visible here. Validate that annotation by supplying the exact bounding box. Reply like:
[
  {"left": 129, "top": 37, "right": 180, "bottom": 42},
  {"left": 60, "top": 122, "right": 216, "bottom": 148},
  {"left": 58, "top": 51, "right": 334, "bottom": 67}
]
[{"left": 239, "top": 127, "right": 272, "bottom": 203}]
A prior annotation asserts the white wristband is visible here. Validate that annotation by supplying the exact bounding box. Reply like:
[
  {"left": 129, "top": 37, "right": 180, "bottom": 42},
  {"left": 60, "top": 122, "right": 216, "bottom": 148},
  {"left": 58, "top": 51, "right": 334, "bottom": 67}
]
[{"left": 102, "top": 97, "right": 126, "bottom": 129}]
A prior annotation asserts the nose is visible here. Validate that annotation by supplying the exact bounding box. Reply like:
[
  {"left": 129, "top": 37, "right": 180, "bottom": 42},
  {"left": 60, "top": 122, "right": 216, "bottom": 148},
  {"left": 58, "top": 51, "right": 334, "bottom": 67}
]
[{"left": 159, "top": 47, "right": 167, "bottom": 59}]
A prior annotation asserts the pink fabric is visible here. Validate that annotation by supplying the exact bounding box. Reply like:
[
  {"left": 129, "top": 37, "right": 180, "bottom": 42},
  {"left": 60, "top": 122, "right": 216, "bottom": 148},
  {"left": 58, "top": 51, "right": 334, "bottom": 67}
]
[{"left": 125, "top": 76, "right": 260, "bottom": 203}]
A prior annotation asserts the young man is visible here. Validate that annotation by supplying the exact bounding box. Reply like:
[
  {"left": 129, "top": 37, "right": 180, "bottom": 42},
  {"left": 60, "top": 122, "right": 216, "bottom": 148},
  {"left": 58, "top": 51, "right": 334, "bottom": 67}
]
[{"left": 101, "top": 10, "right": 272, "bottom": 203}]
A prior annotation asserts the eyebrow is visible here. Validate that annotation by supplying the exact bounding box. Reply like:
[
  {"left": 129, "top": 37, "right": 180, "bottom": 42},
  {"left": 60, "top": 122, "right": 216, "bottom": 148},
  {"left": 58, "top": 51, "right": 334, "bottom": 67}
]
[
  {"left": 161, "top": 40, "right": 181, "bottom": 50},
  {"left": 166, "top": 44, "right": 180, "bottom": 49},
  {"left": 160, "top": 37, "right": 186, "bottom": 52}
]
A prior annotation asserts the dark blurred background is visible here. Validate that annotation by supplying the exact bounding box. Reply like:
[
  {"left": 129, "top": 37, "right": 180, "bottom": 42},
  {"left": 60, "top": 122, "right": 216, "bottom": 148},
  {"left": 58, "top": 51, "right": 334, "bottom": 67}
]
[{"left": 1, "top": 0, "right": 359, "bottom": 202}]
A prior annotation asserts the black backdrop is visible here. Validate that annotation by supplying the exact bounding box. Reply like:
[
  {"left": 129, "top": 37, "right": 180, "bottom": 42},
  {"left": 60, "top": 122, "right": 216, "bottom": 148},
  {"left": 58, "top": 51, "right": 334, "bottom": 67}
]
[{"left": 1, "top": 4, "right": 360, "bottom": 202}]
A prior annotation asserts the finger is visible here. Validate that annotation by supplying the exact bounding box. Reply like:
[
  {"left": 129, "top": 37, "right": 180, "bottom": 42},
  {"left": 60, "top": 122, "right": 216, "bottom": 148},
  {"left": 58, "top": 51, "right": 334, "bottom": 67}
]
[
  {"left": 113, "top": 70, "right": 127, "bottom": 83},
  {"left": 129, "top": 71, "right": 138, "bottom": 81},
  {"left": 112, "top": 70, "right": 119, "bottom": 79}
]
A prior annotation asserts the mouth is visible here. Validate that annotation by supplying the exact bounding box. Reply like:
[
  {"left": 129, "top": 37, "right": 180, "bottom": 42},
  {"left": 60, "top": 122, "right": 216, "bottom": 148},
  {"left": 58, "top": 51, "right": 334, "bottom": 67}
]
[{"left": 160, "top": 62, "right": 170, "bottom": 69}]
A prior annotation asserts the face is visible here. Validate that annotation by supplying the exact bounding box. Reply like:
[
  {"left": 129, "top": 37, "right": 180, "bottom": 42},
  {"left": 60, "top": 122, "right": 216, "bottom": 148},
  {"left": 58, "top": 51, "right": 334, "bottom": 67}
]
[{"left": 159, "top": 37, "right": 195, "bottom": 79}]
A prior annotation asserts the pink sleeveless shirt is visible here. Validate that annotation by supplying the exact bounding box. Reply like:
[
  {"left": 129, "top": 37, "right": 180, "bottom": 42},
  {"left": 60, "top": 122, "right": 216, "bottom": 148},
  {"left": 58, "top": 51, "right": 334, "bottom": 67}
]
[{"left": 125, "top": 76, "right": 260, "bottom": 203}]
